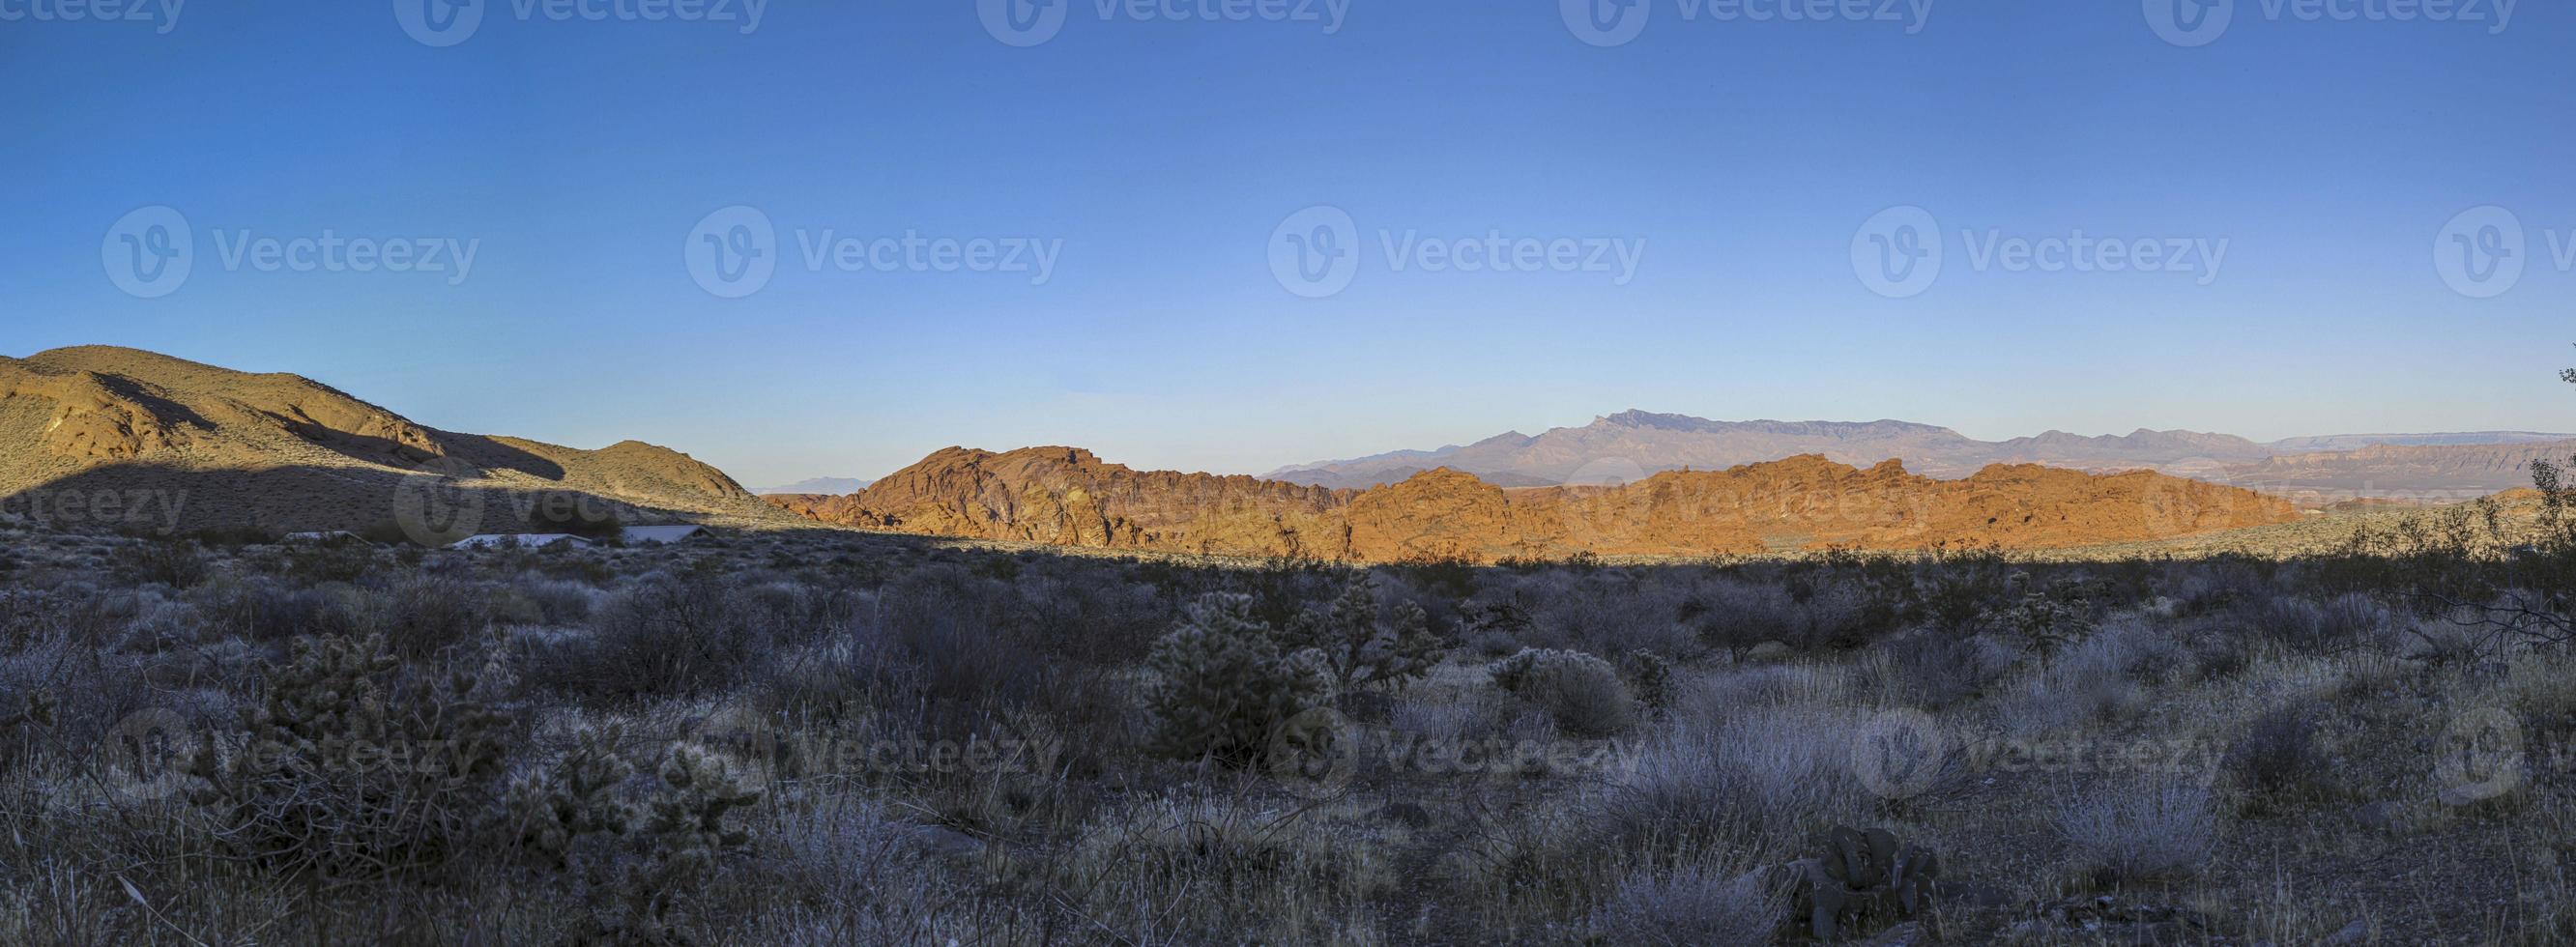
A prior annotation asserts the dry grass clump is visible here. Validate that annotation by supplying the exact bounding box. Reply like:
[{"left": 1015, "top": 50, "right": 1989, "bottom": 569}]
[
  {"left": 1586, "top": 850, "right": 1783, "bottom": 947},
  {"left": 1056, "top": 789, "right": 1395, "bottom": 944},
  {"left": 2053, "top": 780, "right": 2218, "bottom": 885}
]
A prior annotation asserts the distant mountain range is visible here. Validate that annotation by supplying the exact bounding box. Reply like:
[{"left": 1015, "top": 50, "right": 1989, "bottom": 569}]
[
  {"left": 1262, "top": 410, "right": 2576, "bottom": 502},
  {"left": 753, "top": 476, "right": 874, "bottom": 496}
]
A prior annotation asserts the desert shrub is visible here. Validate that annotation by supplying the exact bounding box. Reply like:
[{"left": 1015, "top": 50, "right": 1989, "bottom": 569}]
[
  {"left": 1278, "top": 578, "right": 1443, "bottom": 694},
  {"left": 109, "top": 540, "right": 209, "bottom": 588},
  {"left": 1383, "top": 555, "right": 1477, "bottom": 600},
  {"left": 1059, "top": 791, "right": 1391, "bottom": 944},
  {"left": 1588, "top": 854, "right": 1783, "bottom": 947},
  {"left": 1797, "top": 575, "right": 1902, "bottom": 649},
  {"left": 1693, "top": 578, "right": 1806, "bottom": 658},
  {"left": 1489, "top": 647, "right": 1635, "bottom": 737},
  {"left": 1986, "top": 580, "right": 2098, "bottom": 651},
  {"left": 2223, "top": 701, "right": 2328, "bottom": 807},
  {"left": 2054, "top": 781, "right": 2217, "bottom": 885},
  {"left": 1996, "top": 620, "right": 2163, "bottom": 735},
  {"left": 1602, "top": 709, "right": 1868, "bottom": 858},
  {"left": 512, "top": 576, "right": 597, "bottom": 625},
  {"left": 1861, "top": 630, "right": 2007, "bottom": 710},
  {"left": 275, "top": 539, "right": 381, "bottom": 585},
  {"left": 757, "top": 797, "right": 958, "bottom": 942},
  {"left": 362, "top": 575, "right": 491, "bottom": 660},
  {"left": 189, "top": 633, "right": 515, "bottom": 880},
  {"left": 1547, "top": 578, "right": 1699, "bottom": 658},
  {"left": 876, "top": 565, "right": 1061, "bottom": 735},
  {"left": 1142, "top": 593, "right": 1327, "bottom": 765},
  {"left": 540, "top": 564, "right": 774, "bottom": 699},
  {"left": 201, "top": 577, "right": 362, "bottom": 645},
  {"left": 1014, "top": 569, "right": 1170, "bottom": 663}
]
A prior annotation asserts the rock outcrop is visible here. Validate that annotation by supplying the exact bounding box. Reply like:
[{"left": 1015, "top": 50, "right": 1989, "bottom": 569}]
[{"left": 771, "top": 446, "right": 2302, "bottom": 561}]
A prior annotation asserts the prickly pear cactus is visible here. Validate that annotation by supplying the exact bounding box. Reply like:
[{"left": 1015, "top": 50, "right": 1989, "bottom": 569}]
[{"left": 1782, "top": 825, "right": 1942, "bottom": 940}]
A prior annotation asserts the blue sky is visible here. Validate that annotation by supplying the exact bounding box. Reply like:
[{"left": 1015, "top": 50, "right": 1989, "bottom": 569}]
[{"left": 4, "top": 0, "right": 2571, "bottom": 486}]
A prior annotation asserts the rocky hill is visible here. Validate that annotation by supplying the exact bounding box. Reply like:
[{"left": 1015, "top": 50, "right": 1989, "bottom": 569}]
[
  {"left": 773, "top": 445, "right": 2301, "bottom": 561},
  {"left": 0, "top": 346, "right": 793, "bottom": 539}
]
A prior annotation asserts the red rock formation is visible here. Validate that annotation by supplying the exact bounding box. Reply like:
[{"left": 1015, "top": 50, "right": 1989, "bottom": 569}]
[{"left": 771, "top": 447, "right": 2302, "bottom": 561}]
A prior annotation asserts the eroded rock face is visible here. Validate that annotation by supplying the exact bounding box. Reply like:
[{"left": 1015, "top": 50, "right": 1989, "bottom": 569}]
[{"left": 771, "top": 446, "right": 2302, "bottom": 561}]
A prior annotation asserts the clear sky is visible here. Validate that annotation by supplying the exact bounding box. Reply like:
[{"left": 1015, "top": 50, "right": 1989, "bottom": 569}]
[{"left": 4, "top": 0, "right": 2571, "bottom": 486}]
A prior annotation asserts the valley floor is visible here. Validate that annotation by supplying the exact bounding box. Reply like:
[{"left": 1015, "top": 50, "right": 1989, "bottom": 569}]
[{"left": 0, "top": 516, "right": 2570, "bottom": 945}]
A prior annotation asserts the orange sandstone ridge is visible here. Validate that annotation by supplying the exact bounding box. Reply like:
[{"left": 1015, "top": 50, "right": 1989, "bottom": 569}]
[{"left": 767, "top": 446, "right": 2302, "bottom": 561}]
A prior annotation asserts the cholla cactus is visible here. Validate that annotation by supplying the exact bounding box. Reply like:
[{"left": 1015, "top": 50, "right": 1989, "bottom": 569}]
[
  {"left": 1281, "top": 579, "right": 1445, "bottom": 693},
  {"left": 1620, "top": 649, "right": 1675, "bottom": 709},
  {"left": 1487, "top": 647, "right": 1619, "bottom": 695},
  {"left": 511, "top": 731, "right": 763, "bottom": 943},
  {"left": 1143, "top": 593, "right": 1327, "bottom": 765},
  {"left": 189, "top": 633, "right": 513, "bottom": 879},
  {"left": 507, "top": 725, "right": 636, "bottom": 865}
]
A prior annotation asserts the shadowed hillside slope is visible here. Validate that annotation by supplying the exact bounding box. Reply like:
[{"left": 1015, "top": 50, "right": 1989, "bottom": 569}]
[{"left": 0, "top": 346, "right": 793, "bottom": 537}]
